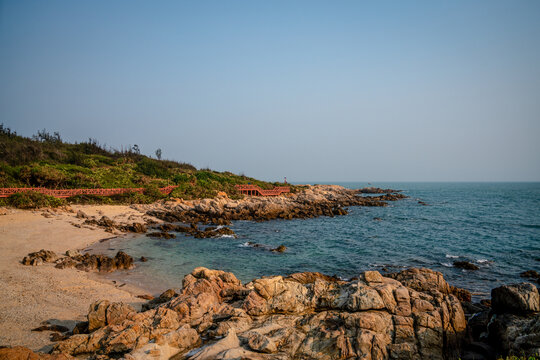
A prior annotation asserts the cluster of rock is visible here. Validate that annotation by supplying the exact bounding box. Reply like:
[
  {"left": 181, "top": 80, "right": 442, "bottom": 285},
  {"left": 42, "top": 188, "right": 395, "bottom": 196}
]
[
  {"left": 22, "top": 249, "right": 134, "bottom": 272},
  {"left": 39, "top": 267, "right": 466, "bottom": 359},
  {"left": 81, "top": 213, "right": 149, "bottom": 234},
  {"left": 461, "top": 282, "right": 540, "bottom": 359},
  {"left": 243, "top": 242, "right": 287, "bottom": 253},
  {"left": 146, "top": 185, "right": 407, "bottom": 227},
  {"left": 156, "top": 222, "right": 238, "bottom": 239}
]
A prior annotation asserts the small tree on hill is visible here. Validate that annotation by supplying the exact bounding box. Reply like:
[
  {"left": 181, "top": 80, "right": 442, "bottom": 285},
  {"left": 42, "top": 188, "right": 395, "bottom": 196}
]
[{"left": 155, "top": 148, "right": 162, "bottom": 160}]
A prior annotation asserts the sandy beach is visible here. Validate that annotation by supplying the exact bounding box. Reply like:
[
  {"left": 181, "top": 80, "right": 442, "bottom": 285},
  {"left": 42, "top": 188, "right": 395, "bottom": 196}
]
[{"left": 0, "top": 205, "right": 157, "bottom": 352}]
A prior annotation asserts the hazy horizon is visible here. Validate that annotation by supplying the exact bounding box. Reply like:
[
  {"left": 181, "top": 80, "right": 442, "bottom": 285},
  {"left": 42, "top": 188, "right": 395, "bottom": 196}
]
[{"left": 2, "top": 1, "right": 539, "bottom": 182}]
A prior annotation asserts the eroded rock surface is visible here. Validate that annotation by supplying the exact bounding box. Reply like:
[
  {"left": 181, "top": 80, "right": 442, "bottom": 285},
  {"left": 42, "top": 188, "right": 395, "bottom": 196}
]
[
  {"left": 22, "top": 249, "right": 134, "bottom": 272},
  {"left": 147, "top": 185, "right": 407, "bottom": 226},
  {"left": 50, "top": 267, "right": 466, "bottom": 359}
]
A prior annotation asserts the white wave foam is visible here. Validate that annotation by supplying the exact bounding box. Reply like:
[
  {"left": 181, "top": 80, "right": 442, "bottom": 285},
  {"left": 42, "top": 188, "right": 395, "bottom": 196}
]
[
  {"left": 445, "top": 254, "right": 459, "bottom": 259},
  {"left": 477, "top": 259, "right": 491, "bottom": 264},
  {"left": 440, "top": 262, "right": 453, "bottom": 268},
  {"left": 219, "top": 234, "right": 235, "bottom": 239},
  {"left": 237, "top": 242, "right": 250, "bottom": 247}
]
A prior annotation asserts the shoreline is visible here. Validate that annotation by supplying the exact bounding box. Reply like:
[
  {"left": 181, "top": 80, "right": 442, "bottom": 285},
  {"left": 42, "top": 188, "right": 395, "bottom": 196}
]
[
  {"left": 0, "top": 205, "right": 154, "bottom": 352},
  {"left": 0, "top": 185, "right": 405, "bottom": 351}
]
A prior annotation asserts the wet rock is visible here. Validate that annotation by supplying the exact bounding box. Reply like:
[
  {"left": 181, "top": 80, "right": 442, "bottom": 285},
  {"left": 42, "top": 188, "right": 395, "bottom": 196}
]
[
  {"left": 521, "top": 269, "right": 540, "bottom": 283},
  {"left": 88, "top": 300, "right": 136, "bottom": 331},
  {"left": 271, "top": 245, "right": 287, "bottom": 253},
  {"left": 491, "top": 282, "right": 540, "bottom": 314},
  {"left": 148, "top": 231, "right": 176, "bottom": 239},
  {"left": 129, "top": 222, "right": 147, "bottom": 233},
  {"left": 453, "top": 261, "right": 480, "bottom": 271},
  {"left": 140, "top": 256, "right": 148, "bottom": 262},
  {"left": 142, "top": 288, "right": 178, "bottom": 311}
]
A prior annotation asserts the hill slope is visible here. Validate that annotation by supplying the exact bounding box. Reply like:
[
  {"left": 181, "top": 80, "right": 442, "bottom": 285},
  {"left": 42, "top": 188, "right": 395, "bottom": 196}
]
[{"left": 0, "top": 125, "right": 292, "bottom": 203}]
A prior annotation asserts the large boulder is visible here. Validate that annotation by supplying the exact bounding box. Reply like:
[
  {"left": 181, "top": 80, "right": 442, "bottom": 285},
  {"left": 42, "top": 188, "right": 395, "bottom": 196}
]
[
  {"left": 491, "top": 282, "right": 540, "bottom": 314},
  {"left": 52, "top": 267, "right": 466, "bottom": 359}
]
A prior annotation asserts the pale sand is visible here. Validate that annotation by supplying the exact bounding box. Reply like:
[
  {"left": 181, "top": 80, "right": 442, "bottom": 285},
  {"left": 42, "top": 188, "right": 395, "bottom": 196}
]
[{"left": 0, "top": 205, "right": 158, "bottom": 352}]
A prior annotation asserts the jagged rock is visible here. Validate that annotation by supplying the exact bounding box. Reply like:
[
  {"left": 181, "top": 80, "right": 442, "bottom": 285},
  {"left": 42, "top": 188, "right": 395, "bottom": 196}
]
[
  {"left": 129, "top": 222, "right": 147, "bottom": 233},
  {"left": 491, "top": 282, "right": 540, "bottom": 314},
  {"left": 51, "top": 251, "right": 135, "bottom": 272},
  {"left": 21, "top": 249, "right": 58, "bottom": 265},
  {"left": 72, "top": 321, "right": 89, "bottom": 334},
  {"left": 271, "top": 245, "right": 286, "bottom": 253},
  {"left": 148, "top": 231, "right": 176, "bottom": 239},
  {"left": 146, "top": 184, "right": 407, "bottom": 230},
  {"left": 488, "top": 312, "right": 540, "bottom": 357},
  {"left": 140, "top": 256, "right": 148, "bottom": 262},
  {"left": 75, "top": 210, "right": 87, "bottom": 219},
  {"left": 142, "top": 288, "right": 178, "bottom": 311},
  {"left": 64, "top": 249, "right": 81, "bottom": 258},
  {"left": 51, "top": 267, "right": 466, "bottom": 359},
  {"left": 88, "top": 300, "right": 136, "bottom": 331},
  {"left": 453, "top": 261, "right": 480, "bottom": 271}
]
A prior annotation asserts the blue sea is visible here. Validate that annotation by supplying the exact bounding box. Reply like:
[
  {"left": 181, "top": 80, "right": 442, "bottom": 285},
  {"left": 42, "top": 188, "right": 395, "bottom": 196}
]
[{"left": 90, "top": 182, "right": 540, "bottom": 298}]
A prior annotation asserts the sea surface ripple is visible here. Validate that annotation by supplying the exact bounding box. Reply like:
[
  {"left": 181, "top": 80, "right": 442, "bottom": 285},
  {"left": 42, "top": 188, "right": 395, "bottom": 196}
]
[{"left": 91, "top": 182, "right": 540, "bottom": 297}]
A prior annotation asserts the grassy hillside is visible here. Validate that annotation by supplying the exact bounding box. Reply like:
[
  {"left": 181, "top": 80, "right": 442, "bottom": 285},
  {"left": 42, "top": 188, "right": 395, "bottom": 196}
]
[{"left": 0, "top": 124, "right": 293, "bottom": 206}]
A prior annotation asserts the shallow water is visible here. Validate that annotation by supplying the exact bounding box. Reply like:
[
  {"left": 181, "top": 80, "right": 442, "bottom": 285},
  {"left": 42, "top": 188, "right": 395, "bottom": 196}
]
[{"left": 89, "top": 182, "right": 540, "bottom": 297}]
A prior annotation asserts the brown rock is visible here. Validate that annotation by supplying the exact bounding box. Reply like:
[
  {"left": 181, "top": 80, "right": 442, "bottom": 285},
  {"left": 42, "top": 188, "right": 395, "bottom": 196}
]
[
  {"left": 51, "top": 267, "right": 467, "bottom": 359},
  {"left": 491, "top": 282, "right": 540, "bottom": 314},
  {"left": 453, "top": 261, "right": 480, "bottom": 271}
]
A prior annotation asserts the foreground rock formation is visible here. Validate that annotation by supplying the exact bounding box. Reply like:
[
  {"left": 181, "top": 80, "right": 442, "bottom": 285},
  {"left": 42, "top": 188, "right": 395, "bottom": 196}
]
[
  {"left": 42, "top": 267, "right": 466, "bottom": 359},
  {"left": 461, "top": 282, "right": 540, "bottom": 359}
]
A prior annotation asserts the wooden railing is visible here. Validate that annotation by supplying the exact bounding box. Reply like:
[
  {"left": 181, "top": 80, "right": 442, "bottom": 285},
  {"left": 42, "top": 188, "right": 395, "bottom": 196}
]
[
  {"left": 0, "top": 185, "right": 178, "bottom": 198},
  {"left": 235, "top": 184, "right": 290, "bottom": 196}
]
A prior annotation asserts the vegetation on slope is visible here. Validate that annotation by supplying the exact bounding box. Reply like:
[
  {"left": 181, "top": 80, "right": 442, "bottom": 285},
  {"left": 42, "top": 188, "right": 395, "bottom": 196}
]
[{"left": 0, "top": 124, "right": 294, "bottom": 206}]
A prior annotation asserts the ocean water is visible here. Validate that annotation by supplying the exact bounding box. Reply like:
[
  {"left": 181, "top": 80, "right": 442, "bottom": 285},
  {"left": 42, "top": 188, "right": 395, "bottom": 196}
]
[{"left": 90, "top": 182, "right": 540, "bottom": 298}]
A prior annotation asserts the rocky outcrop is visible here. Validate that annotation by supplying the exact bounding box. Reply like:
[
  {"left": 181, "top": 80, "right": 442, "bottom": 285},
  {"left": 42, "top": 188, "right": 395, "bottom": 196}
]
[
  {"left": 491, "top": 282, "right": 539, "bottom": 315},
  {"left": 83, "top": 216, "right": 148, "bottom": 234},
  {"left": 461, "top": 282, "right": 540, "bottom": 359},
  {"left": 22, "top": 249, "right": 59, "bottom": 266},
  {"left": 51, "top": 267, "right": 465, "bottom": 359},
  {"left": 147, "top": 185, "right": 407, "bottom": 227},
  {"left": 22, "top": 249, "right": 134, "bottom": 272}
]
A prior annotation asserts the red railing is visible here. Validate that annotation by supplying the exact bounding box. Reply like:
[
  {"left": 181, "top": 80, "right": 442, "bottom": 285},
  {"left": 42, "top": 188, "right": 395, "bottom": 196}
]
[
  {"left": 0, "top": 185, "right": 178, "bottom": 198},
  {"left": 235, "top": 184, "right": 290, "bottom": 196}
]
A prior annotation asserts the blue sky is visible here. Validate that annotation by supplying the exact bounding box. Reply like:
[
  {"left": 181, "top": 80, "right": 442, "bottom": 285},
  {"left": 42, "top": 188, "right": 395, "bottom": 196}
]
[{"left": 1, "top": 0, "right": 539, "bottom": 181}]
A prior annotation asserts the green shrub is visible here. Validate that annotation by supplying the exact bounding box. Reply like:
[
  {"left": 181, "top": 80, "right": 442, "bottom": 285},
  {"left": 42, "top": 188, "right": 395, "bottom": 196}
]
[{"left": 7, "top": 191, "right": 65, "bottom": 209}]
